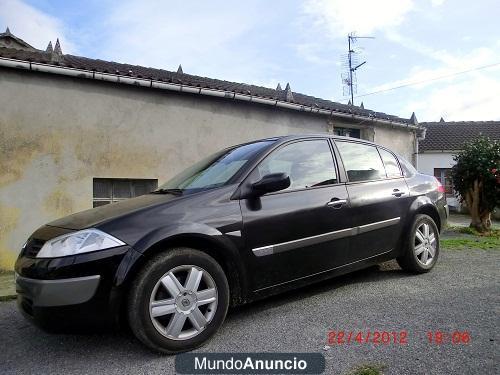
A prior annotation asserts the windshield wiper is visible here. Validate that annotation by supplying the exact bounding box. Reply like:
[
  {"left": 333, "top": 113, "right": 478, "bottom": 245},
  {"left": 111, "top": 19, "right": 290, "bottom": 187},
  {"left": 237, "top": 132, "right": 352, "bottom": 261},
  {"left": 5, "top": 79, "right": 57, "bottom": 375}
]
[{"left": 151, "top": 188, "right": 183, "bottom": 195}]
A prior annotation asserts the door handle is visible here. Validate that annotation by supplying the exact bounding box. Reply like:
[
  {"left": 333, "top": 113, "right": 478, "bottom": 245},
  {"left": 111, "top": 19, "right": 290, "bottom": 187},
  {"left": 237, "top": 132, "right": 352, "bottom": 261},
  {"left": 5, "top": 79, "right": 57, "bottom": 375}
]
[
  {"left": 327, "top": 198, "right": 347, "bottom": 208},
  {"left": 391, "top": 189, "right": 406, "bottom": 197}
]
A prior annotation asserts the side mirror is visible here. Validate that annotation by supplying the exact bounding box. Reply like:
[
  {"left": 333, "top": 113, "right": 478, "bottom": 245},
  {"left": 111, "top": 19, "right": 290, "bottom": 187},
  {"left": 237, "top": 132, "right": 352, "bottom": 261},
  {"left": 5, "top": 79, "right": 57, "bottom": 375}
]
[{"left": 250, "top": 173, "right": 290, "bottom": 196}]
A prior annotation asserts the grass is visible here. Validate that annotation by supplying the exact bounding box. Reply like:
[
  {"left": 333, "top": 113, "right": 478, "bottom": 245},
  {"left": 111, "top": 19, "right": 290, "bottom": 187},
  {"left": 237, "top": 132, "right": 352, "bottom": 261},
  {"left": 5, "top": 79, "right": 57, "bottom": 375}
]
[
  {"left": 0, "top": 295, "right": 16, "bottom": 302},
  {"left": 446, "top": 226, "right": 500, "bottom": 238},
  {"left": 441, "top": 237, "right": 500, "bottom": 250},
  {"left": 349, "top": 364, "right": 385, "bottom": 375},
  {"left": 442, "top": 226, "right": 500, "bottom": 250},
  {"left": 0, "top": 271, "right": 16, "bottom": 301}
]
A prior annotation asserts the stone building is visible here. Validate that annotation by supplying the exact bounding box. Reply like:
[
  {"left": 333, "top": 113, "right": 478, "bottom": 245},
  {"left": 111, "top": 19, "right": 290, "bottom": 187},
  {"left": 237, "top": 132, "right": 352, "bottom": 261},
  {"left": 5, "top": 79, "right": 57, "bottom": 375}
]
[{"left": 0, "top": 28, "right": 423, "bottom": 269}]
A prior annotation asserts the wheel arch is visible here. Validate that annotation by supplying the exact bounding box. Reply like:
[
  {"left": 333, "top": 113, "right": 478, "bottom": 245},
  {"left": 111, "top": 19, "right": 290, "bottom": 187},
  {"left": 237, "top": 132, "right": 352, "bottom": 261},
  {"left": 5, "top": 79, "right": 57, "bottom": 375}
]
[
  {"left": 125, "top": 233, "right": 247, "bottom": 307},
  {"left": 395, "top": 198, "right": 441, "bottom": 258},
  {"left": 411, "top": 201, "right": 442, "bottom": 232}
]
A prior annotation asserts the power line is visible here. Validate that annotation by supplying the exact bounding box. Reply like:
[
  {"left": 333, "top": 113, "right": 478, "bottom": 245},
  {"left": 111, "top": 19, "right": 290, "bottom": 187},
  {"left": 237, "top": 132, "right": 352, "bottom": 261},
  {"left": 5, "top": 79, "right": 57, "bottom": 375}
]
[{"left": 345, "top": 62, "right": 500, "bottom": 101}]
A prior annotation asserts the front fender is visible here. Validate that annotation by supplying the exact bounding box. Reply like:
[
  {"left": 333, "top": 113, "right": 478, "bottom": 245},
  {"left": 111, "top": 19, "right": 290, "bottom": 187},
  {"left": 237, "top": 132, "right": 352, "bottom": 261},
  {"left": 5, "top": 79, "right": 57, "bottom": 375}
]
[
  {"left": 132, "top": 222, "right": 224, "bottom": 253},
  {"left": 126, "top": 222, "right": 249, "bottom": 305}
]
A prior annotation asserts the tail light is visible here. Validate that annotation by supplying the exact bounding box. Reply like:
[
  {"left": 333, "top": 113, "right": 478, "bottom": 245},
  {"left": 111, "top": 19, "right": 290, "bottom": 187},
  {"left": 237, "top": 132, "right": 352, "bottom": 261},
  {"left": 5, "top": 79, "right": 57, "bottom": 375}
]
[{"left": 434, "top": 177, "right": 445, "bottom": 193}]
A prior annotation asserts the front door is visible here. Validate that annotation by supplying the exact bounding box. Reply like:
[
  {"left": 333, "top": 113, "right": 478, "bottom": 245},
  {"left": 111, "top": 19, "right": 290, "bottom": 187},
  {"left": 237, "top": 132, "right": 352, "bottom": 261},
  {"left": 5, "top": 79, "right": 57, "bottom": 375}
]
[{"left": 240, "top": 139, "right": 351, "bottom": 291}]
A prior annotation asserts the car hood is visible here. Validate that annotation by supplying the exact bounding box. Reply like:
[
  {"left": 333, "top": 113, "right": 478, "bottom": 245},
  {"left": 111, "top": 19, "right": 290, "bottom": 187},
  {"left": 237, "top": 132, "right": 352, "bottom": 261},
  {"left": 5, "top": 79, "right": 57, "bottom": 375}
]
[{"left": 47, "top": 193, "right": 178, "bottom": 230}]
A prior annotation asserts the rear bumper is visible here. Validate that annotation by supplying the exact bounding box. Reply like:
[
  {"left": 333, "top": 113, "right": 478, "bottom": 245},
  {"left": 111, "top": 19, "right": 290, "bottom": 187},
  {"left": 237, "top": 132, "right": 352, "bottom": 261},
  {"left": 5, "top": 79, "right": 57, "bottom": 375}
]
[
  {"left": 15, "top": 274, "right": 100, "bottom": 307},
  {"left": 439, "top": 203, "right": 449, "bottom": 232}
]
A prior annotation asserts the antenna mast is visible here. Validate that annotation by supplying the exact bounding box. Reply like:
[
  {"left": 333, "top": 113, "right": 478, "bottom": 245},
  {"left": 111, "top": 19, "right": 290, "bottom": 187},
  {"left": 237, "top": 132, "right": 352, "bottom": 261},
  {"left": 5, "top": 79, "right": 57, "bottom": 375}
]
[{"left": 342, "top": 32, "right": 374, "bottom": 105}]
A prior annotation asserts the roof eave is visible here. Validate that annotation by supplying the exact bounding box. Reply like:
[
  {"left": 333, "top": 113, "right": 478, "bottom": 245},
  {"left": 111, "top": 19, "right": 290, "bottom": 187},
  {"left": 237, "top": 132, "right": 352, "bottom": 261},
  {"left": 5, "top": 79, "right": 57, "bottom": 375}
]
[
  {"left": 419, "top": 149, "right": 460, "bottom": 153},
  {"left": 0, "top": 56, "right": 419, "bottom": 131}
]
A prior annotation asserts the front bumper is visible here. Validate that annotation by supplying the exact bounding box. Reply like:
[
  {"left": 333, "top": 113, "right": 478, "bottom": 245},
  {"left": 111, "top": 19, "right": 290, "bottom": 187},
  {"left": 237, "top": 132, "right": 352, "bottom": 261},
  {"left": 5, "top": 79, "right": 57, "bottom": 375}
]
[
  {"left": 15, "top": 274, "right": 100, "bottom": 307},
  {"left": 15, "top": 241, "right": 142, "bottom": 332}
]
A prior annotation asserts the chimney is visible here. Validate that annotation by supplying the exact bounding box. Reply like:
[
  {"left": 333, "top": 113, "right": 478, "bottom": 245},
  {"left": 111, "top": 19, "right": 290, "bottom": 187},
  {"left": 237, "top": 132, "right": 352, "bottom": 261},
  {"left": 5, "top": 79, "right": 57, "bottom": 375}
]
[
  {"left": 53, "top": 38, "right": 62, "bottom": 55},
  {"left": 410, "top": 112, "right": 418, "bottom": 125},
  {"left": 284, "top": 83, "right": 294, "bottom": 102}
]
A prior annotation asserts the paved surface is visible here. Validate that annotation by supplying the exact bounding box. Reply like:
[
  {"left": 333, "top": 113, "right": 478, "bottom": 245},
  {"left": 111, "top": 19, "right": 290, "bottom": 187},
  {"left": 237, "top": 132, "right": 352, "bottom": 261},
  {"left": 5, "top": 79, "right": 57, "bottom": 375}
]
[
  {"left": 447, "top": 213, "right": 500, "bottom": 229},
  {"left": 0, "top": 248, "right": 498, "bottom": 375}
]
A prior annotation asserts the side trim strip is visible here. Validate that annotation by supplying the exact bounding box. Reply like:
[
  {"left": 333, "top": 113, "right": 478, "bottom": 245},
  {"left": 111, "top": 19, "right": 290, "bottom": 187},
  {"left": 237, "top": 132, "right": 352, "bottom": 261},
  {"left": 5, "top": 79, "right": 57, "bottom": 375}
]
[
  {"left": 252, "top": 217, "right": 400, "bottom": 257},
  {"left": 358, "top": 217, "right": 401, "bottom": 234}
]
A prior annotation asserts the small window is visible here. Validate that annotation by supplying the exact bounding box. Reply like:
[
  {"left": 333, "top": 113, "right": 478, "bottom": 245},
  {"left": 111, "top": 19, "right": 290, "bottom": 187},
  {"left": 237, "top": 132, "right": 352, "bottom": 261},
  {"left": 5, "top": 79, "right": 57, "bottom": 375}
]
[
  {"left": 333, "top": 127, "right": 361, "bottom": 138},
  {"left": 336, "top": 141, "right": 386, "bottom": 182},
  {"left": 434, "top": 168, "right": 453, "bottom": 194},
  {"left": 251, "top": 140, "right": 337, "bottom": 191},
  {"left": 93, "top": 178, "right": 158, "bottom": 207},
  {"left": 379, "top": 148, "right": 402, "bottom": 178}
]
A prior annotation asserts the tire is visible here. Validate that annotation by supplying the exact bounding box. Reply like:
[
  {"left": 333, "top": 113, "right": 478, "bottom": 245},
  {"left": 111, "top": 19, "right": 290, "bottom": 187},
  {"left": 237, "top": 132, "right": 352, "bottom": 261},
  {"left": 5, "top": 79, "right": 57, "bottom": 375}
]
[
  {"left": 397, "top": 214, "right": 440, "bottom": 273},
  {"left": 127, "top": 248, "right": 229, "bottom": 354}
]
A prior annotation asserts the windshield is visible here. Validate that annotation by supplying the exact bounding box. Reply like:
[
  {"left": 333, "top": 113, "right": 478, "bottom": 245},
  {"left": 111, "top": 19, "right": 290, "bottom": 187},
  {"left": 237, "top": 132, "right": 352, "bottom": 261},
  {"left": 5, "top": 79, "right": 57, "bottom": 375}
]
[{"left": 156, "top": 140, "right": 275, "bottom": 193}]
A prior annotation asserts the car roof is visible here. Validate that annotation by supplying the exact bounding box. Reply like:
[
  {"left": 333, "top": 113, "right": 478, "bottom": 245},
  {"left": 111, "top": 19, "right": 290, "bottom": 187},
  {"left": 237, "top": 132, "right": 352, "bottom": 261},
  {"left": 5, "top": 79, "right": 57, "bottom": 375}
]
[
  {"left": 226, "top": 134, "right": 383, "bottom": 156},
  {"left": 259, "top": 134, "right": 379, "bottom": 146}
]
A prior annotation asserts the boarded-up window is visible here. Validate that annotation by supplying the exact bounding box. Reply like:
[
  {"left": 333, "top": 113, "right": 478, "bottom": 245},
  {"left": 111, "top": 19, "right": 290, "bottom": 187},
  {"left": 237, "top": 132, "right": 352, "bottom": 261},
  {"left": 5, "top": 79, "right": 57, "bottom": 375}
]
[{"left": 93, "top": 178, "right": 158, "bottom": 207}]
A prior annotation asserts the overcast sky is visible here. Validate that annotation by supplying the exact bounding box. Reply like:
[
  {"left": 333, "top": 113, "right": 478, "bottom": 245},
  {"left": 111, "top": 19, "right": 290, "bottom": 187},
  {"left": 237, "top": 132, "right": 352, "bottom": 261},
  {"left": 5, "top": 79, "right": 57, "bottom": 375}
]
[{"left": 1, "top": 0, "right": 499, "bottom": 121}]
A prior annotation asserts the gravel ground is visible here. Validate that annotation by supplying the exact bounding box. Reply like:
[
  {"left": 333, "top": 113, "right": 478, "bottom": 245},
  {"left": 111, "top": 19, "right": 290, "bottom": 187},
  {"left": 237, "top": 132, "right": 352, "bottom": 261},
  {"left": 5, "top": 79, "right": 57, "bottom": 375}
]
[{"left": 0, "top": 247, "right": 498, "bottom": 375}]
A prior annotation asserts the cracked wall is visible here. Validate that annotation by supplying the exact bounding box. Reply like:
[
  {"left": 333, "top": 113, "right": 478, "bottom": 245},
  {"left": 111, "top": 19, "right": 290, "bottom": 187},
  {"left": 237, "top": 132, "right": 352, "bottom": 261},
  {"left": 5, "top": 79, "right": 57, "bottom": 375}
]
[{"left": 0, "top": 68, "right": 416, "bottom": 270}]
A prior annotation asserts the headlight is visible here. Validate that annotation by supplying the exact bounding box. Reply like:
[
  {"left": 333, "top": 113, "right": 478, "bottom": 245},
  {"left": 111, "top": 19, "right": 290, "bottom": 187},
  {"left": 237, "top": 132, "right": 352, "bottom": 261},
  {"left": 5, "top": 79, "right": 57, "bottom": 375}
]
[{"left": 37, "top": 229, "right": 126, "bottom": 258}]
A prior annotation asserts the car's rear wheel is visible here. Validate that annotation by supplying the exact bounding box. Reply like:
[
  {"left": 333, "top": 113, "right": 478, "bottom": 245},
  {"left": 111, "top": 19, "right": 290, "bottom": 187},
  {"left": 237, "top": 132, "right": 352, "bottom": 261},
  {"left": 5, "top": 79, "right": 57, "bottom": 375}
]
[
  {"left": 397, "top": 214, "right": 439, "bottom": 273},
  {"left": 128, "top": 248, "right": 229, "bottom": 353}
]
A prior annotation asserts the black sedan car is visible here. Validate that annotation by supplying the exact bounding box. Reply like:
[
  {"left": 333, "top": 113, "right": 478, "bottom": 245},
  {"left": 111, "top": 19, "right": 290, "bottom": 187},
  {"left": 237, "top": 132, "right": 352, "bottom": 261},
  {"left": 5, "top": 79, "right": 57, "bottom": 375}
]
[{"left": 15, "top": 135, "right": 448, "bottom": 353}]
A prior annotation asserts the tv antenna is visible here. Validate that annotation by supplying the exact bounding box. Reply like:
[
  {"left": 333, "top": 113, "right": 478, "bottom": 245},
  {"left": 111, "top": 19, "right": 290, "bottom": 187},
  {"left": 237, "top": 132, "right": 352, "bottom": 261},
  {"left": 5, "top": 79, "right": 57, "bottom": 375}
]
[{"left": 341, "top": 32, "right": 374, "bottom": 105}]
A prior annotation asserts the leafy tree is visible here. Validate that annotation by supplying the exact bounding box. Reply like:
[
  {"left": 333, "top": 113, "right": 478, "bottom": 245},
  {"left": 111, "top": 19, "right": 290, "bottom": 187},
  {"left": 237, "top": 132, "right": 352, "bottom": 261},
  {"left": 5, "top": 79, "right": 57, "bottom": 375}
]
[{"left": 450, "top": 136, "right": 500, "bottom": 232}]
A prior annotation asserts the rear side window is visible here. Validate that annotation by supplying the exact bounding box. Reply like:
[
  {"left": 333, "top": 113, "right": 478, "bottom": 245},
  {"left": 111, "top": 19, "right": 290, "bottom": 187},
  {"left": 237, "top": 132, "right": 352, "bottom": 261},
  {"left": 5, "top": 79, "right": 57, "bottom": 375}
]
[
  {"left": 378, "top": 148, "right": 402, "bottom": 178},
  {"left": 398, "top": 155, "right": 418, "bottom": 178},
  {"left": 253, "top": 139, "right": 337, "bottom": 191},
  {"left": 336, "top": 141, "right": 386, "bottom": 182}
]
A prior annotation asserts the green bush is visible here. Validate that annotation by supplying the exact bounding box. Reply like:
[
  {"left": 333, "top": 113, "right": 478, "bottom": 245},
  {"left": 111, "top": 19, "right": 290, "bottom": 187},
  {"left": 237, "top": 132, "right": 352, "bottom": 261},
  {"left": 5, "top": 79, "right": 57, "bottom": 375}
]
[{"left": 451, "top": 137, "right": 500, "bottom": 232}]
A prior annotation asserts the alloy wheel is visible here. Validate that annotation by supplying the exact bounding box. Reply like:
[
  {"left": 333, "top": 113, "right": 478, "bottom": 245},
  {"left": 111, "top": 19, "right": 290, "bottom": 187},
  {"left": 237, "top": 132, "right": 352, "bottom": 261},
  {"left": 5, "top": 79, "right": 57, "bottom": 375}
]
[
  {"left": 149, "top": 265, "right": 218, "bottom": 340},
  {"left": 414, "top": 222, "right": 436, "bottom": 266}
]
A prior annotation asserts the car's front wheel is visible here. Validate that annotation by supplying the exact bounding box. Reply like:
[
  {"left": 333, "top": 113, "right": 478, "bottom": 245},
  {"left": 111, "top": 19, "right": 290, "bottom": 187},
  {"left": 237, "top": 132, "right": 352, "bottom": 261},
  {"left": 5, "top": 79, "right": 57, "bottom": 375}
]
[
  {"left": 397, "top": 214, "right": 440, "bottom": 273},
  {"left": 128, "top": 248, "right": 229, "bottom": 353}
]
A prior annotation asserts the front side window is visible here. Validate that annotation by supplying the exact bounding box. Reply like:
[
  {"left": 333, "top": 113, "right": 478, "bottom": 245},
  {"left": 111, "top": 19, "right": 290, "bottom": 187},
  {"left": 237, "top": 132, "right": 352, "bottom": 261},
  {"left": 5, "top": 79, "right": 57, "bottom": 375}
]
[
  {"left": 336, "top": 141, "right": 386, "bottom": 182},
  {"left": 252, "top": 139, "right": 337, "bottom": 191},
  {"left": 379, "top": 148, "right": 402, "bottom": 178}
]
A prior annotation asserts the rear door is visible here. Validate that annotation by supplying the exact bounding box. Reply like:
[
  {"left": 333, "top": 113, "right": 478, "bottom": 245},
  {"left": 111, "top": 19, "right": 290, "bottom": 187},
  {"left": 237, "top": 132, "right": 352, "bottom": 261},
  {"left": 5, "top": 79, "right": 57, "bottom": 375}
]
[
  {"left": 240, "top": 138, "right": 352, "bottom": 291},
  {"left": 334, "top": 141, "right": 411, "bottom": 261}
]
